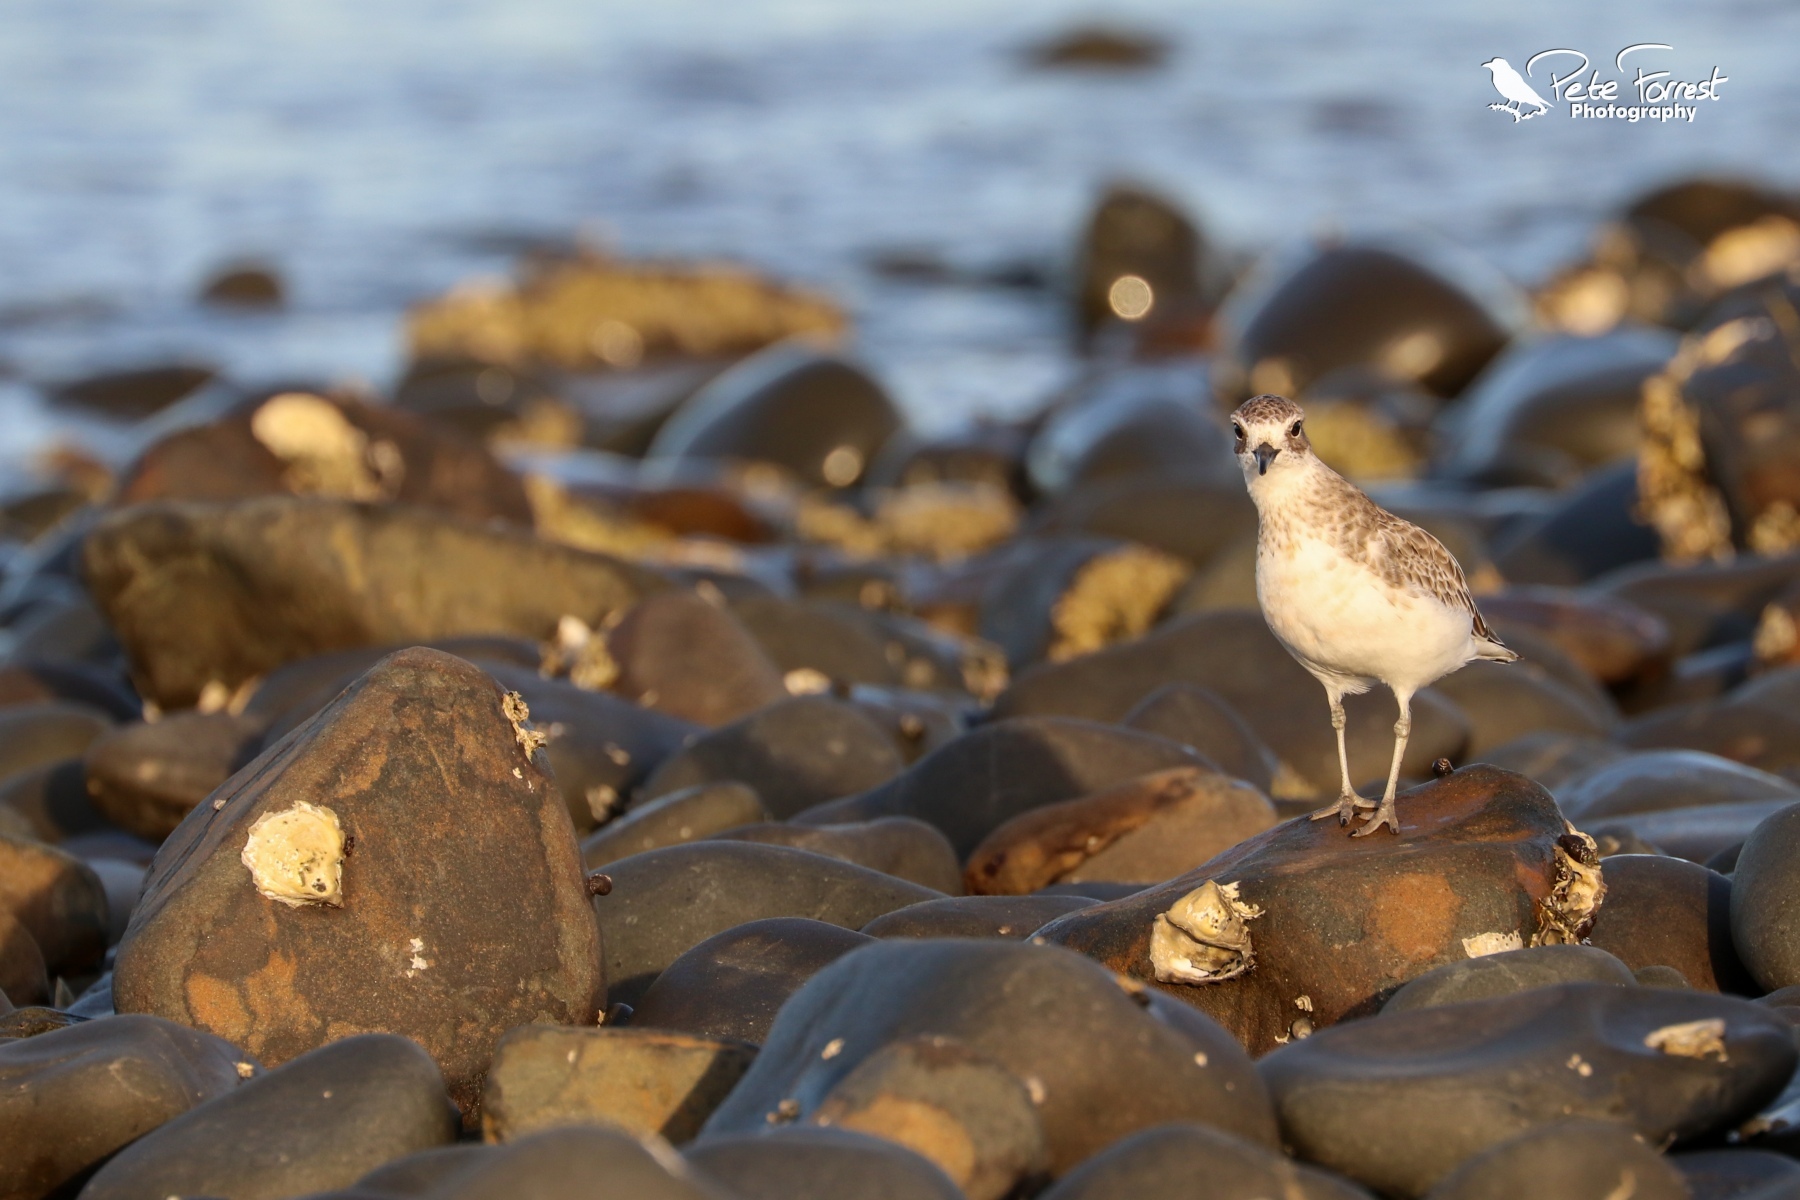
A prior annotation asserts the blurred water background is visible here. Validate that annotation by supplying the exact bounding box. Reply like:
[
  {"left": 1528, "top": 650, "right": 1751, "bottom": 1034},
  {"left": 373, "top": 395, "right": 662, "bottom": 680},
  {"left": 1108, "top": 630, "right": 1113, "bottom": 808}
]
[{"left": 1, "top": 0, "right": 1796, "bottom": 455}]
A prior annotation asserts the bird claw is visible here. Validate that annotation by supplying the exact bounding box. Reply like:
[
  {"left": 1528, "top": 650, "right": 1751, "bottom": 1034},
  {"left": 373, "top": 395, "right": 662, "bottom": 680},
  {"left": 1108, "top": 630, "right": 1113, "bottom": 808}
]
[
  {"left": 1351, "top": 803, "right": 1400, "bottom": 837},
  {"left": 1309, "top": 794, "right": 1375, "bottom": 825}
]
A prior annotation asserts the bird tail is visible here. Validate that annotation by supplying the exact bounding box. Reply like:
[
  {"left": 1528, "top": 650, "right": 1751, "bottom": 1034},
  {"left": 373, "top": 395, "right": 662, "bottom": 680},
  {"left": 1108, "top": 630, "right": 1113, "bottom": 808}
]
[{"left": 1475, "top": 636, "right": 1519, "bottom": 663}]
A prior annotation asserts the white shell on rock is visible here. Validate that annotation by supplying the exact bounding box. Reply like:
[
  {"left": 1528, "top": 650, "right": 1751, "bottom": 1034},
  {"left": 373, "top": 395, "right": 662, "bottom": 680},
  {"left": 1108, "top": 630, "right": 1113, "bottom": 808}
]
[
  {"left": 240, "top": 800, "right": 346, "bottom": 907},
  {"left": 1150, "top": 879, "right": 1262, "bottom": 985},
  {"left": 1461, "top": 930, "right": 1525, "bottom": 958}
]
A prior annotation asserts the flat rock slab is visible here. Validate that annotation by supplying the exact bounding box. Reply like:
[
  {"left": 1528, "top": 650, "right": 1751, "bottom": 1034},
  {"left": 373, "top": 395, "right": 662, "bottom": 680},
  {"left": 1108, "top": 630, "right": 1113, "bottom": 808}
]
[
  {"left": 1035, "top": 765, "right": 1604, "bottom": 1053},
  {"left": 594, "top": 841, "right": 939, "bottom": 1008},
  {"left": 483, "top": 1025, "right": 756, "bottom": 1145},
  {"left": 78, "top": 1033, "right": 457, "bottom": 1200},
  {"left": 702, "top": 938, "right": 1276, "bottom": 1179},
  {"left": 0, "top": 1014, "right": 255, "bottom": 1200},
  {"left": 81, "top": 496, "right": 667, "bottom": 708},
  {"left": 111, "top": 648, "right": 603, "bottom": 1119},
  {"left": 1259, "top": 983, "right": 1795, "bottom": 1198}
]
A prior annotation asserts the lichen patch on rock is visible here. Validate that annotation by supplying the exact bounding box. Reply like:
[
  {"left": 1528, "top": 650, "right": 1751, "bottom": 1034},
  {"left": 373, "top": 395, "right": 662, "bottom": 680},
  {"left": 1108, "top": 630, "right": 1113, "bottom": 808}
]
[
  {"left": 240, "top": 801, "right": 346, "bottom": 908},
  {"left": 502, "top": 691, "right": 550, "bottom": 759},
  {"left": 1150, "top": 879, "right": 1261, "bottom": 985}
]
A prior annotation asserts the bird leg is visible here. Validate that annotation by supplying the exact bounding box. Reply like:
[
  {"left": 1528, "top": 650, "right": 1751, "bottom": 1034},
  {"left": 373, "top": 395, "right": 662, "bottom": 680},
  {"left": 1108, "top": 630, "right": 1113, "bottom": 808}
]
[
  {"left": 1310, "top": 691, "right": 1373, "bottom": 825},
  {"left": 1355, "top": 690, "right": 1412, "bottom": 837}
]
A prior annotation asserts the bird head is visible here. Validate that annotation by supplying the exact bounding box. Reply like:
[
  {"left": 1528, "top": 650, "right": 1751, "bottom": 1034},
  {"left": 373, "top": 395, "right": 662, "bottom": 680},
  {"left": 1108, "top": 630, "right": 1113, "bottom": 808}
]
[
  {"left": 1229, "top": 394, "right": 1313, "bottom": 482},
  {"left": 1480, "top": 58, "right": 1503, "bottom": 72}
]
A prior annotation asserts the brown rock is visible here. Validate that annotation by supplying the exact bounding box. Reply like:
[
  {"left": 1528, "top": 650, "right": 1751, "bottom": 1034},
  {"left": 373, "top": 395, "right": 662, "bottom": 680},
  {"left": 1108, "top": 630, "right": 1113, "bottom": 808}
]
[
  {"left": 1121, "top": 684, "right": 1279, "bottom": 793},
  {"left": 111, "top": 648, "right": 603, "bottom": 1120},
  {"left": 482, "top": 1025, "right": 756, "bottom": 1145},
  {"left": 582, "top": 782, "right": 770, "bottom": 868},
  {"left": 0, "top": 833, "right": 108, "bottom": 976},
  {"left": 966, "top": 766, "right": 1277, "bottom": 894},
  {"left": 707, "top": 817, "right": 963, "bottom": 894},
  {"left": 81, "top": 496, "right": 667, "bottom": 708},
  {"left": 1035, "top": 765, "right": 1604, "bottom": 1054},
  {"left": 1584, "top": 854, "right": 1754, "bottom": 993},
  {"left": 862, "top": 895, "right": 1096, "bottom": 939},
  {"left": 1477, "top": 586, "right": 1672, "bottom": 686},
  {"left": 604, "top": 590, "right": 787, "bottom": 726},
  {"left": 82, "top": 712, "right": 266, "bottom": 841},
  {"left": 0, "top": 909, "right": 47, "bottom": 1007}
]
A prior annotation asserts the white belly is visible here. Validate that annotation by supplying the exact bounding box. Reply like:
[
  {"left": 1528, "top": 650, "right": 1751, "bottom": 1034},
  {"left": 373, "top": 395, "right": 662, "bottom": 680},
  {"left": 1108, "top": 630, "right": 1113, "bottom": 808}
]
[{"left": 1257, "top": 535, "right": 1475, "bottom": 694}]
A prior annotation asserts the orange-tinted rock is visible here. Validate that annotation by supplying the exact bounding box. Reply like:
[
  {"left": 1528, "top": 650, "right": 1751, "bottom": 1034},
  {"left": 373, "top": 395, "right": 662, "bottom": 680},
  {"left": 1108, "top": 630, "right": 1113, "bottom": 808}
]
[
  {"left": 965, "top": 766, "right": 1276, "bottom": 894},
  {"left": 111, "top": 648, "right": 603, "bottom": 1120},
  {"left": 1035, "top": 766, "right": 1602, "bottom": 1054},
  {"left": 0, "top": 833, "right": 108, "bottom": 976}
]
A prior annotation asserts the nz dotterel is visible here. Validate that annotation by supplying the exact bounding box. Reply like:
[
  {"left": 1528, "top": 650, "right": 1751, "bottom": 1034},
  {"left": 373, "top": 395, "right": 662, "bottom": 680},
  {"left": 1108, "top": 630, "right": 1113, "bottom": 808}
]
[{"left": 1230, "top": 394, "right": 1516, "bottom": 835}]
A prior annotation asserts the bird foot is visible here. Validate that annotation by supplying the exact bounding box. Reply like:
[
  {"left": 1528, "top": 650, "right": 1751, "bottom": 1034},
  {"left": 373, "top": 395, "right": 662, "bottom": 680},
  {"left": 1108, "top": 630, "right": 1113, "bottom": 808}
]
[
  {"left": 1309, "top": 793, "right": 1377, "bottom": 826},
  {"left": 1351, "top": 801, "right": 1400, "bottom": 837}
]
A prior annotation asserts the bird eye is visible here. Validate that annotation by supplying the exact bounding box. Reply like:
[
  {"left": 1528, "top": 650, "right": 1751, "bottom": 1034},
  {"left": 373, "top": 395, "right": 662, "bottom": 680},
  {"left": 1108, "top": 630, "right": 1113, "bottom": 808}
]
[
  {"left": 1289, "top": 420, "right": 1303, "bottom": 437},
  {"left": 1231, "top": 423, "right": 1244, "bottom": 440}
]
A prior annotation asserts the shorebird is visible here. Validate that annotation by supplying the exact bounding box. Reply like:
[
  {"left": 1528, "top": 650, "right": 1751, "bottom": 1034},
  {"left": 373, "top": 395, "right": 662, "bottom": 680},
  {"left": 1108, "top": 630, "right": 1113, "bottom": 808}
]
[{"left": 1230, "top": 395, "right": 1517, "bottom": 835}]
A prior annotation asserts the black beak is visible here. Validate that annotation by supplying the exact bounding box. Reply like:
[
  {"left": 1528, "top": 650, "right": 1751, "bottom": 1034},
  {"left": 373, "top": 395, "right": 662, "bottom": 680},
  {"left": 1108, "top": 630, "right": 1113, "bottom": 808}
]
[{"left": 1254, "top": 443, "right": 1279, "bottom": 475}]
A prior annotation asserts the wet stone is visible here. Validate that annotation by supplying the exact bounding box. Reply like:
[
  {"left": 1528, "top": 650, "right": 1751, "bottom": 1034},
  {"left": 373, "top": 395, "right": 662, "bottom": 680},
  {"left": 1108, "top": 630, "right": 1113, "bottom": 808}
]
[
  {"left": 111, "top": 649, "right": 603, "bottom": 1120},
  {"left": 481, "top": 1025, "right": 756, "bottom": 1145},
  {"left": 1037, "top": 1122, "right": 1373, "bottom": 1200},
  {"left": 1673, "top": 1149, "right": 1800, "bottom": 1200},
  {"left": 631, "top": 917, "right": 873, "bottom": 1046},
  {"left": 1586, "top": 855, "right": 1756, "bottom": 994},
  {"left": 0, "top": 832, "right": 109, "bottom": 977},
  {"left": 0, "top": 1013, "right": 255, "bottom": 1200},
  {"left": 687, "top": 1126, "right": 963, "bottom": 1200},
  {"left": 418, "top": 1125, "right": 723, "bottom": 1200},
  {"left": 1588, "top": 800, "right": 1798, "bottom": 867},
  {"left": 1121, "top": 684, "right": 1278, "bottom": 793},
  {"left": 964, "top": 766, "right": 1276, "bottom": 894},
  {"left": 603, "top": 590, "right": 788, "bottom": 726},
  {"left": 1381, "top": 944, "right": 1637, "bottom": 1013},
  {"left": 78, "top": 1033, "right": 457, "bottom": 1200},
  {"left": 795, "top": 717, "right": 1206, "bottom": 858},
  {"left": 1560, "top": 750, "right": 1800, "bottom": 822},
  {"left": 1035, "top": 766, "right": 1604, "bottom": 1054},
  {"left": 638, "top": 696, "right": 906, "bottom": 819},
  {"left": 582, "top": 782, "right": 770, "bottom": 868},
  {"left": 1258, "top": 983, "right": 1794, "bottom": 1198},
  {"left": 706, "top": 816, "right": 962, "bottom": 894},
  {"left": 594, "top": 841, "right": 938, "bottom": 1008},
  {"left": 81, "top": 496, "right": 667, "bottom": 708},
  {"left": 81, "top": 711, "right": 266, "bottom": 842},
  {"left": 703, "top": 938, "right": 1276, "bottom": 1179},
  {"left": 1421, "top": 1119, "right": 1688, "bottom": 1200},
  {"left": 861, "top": 894, "right": 1097, "bottom": 939}
]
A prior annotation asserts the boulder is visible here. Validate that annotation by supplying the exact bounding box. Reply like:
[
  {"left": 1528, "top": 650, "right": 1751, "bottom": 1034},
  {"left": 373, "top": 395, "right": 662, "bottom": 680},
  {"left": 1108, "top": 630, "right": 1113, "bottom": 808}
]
[
  {"left": 1586, "top": 855, "right": 1755, "bottom": 993},
  {"left": 1589, "top": 799, "right": 1798, "bottom": 865},
  {"left": 603, "top": 591, "right": 788, "bottom": 726},
  {"left": 991, "top": 612, "right": 1469, "bottom": 800},
  {"left": 81, "top": 711, "right": 266, "bottom": 841},
  {"left": 646, "top": 345, "right": 902, "bottom": 490},
  {"left": 78, "top": 1033, "right": 457, "bottom": 1200},
  {"left": 977, "top": 536, "right": 1191, "bottom": 670},
  {"left": 1259, "top": 983, "right": 1795, "bottom": 1197},
  {"left": 1121, "top": 684, "right": 1278, "bottom": 793},
  {"left": 638, "top": 696, "right": 906, "bottom": 819},
  {"left": 701, "top": 938, "right": 1277, "bottom": 1178},
  {"left": 482, "top": 1025, "right": 756, "bottom": 1144},
  {"left": 1421, "top": 1119, "right": 1687, "bottom": 1200},
  {"left": 1424, "top": 660, "right": 1614, "bottom": 757},
  {"left": 687, "top": 1126, "right": 962, "bottom": 1200},
  {"left": 862, "top": 895, "right": 1096, "bottom": 939},
  {"left": 0, "top": 832, "right": 109, "bottom": 976},
  {"left": 964, "top": 766, "right": 1276, "bottom": 893},
  {"left": 1381, "top": 944, "right": 1636, "bottom": 1012},
  {"left": 0, "top": 703, "right": 113, "bottom": 785},
  {"left": 1618, "top": 701, "right": 1800, "bottom": 780},
  {"left": 1035, "top": 766, "right": 1606, "bottom": 1053},
  {"left": 1474, "top": 586, "right": 1671, "bottom": 687},
  {"left": 630, "top": 918, "right": 872, "bottom": 1045},
  {"left": 1728, "top": 803, "right": 1800, "bottom": 991},
  {"left": 706, "top": 817, "right": 962, "bottom": 894},
  {"left": 1071, "top": 185, "right": 1210, "bottom": 348},
  {"left": 795, "top": 718, "right": 1207, "bottom": 858},
  {"left": 0, "top": 662, "right": 140, "bottom": 722},
  {"left": 594, "top": 842, "right": 938, "bottom": 1007},
  {"left": 1560, "top": 750, "right": 1799, "bottom": 821},
  {"left": 583, "top": 782, "right": 770, "bottom": 868},
  {"left": 1480, "top": 731, "right": 1628, "bottom": 795},
  {"left": 1673, "top": 1149, "right": 1800, "bottom": 1200},
  {"left": 1026, "top": 371, "right": 1232, "bottom": 497},
  {"left": 82, "top": 497, "right": 666, "bottom": 708},
  {"left": 111, "top": 649, "right": 603, "bottom": 1119},
  {"left": 1490, "top": 461, "right": 1662, "bottom": 586},
  {"left": 1037, "top": 1122, "right": 1372, "bottom": 1200},
  {"left": 0, "top": 909, "right": 48, "bottom": 1008},
  {"left": 412, "top": 1125, "right": 726, "bottom": 1200},
  {"left": 0, "top": 1014, "right": 255, "bottom": 1200}
]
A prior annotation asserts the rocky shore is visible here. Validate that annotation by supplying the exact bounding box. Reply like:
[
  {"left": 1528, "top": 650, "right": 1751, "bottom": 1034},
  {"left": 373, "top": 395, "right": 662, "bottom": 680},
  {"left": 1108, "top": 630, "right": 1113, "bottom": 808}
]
[{"left": 2, "top": 172, "right": 1800, "bottom": 1200}]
